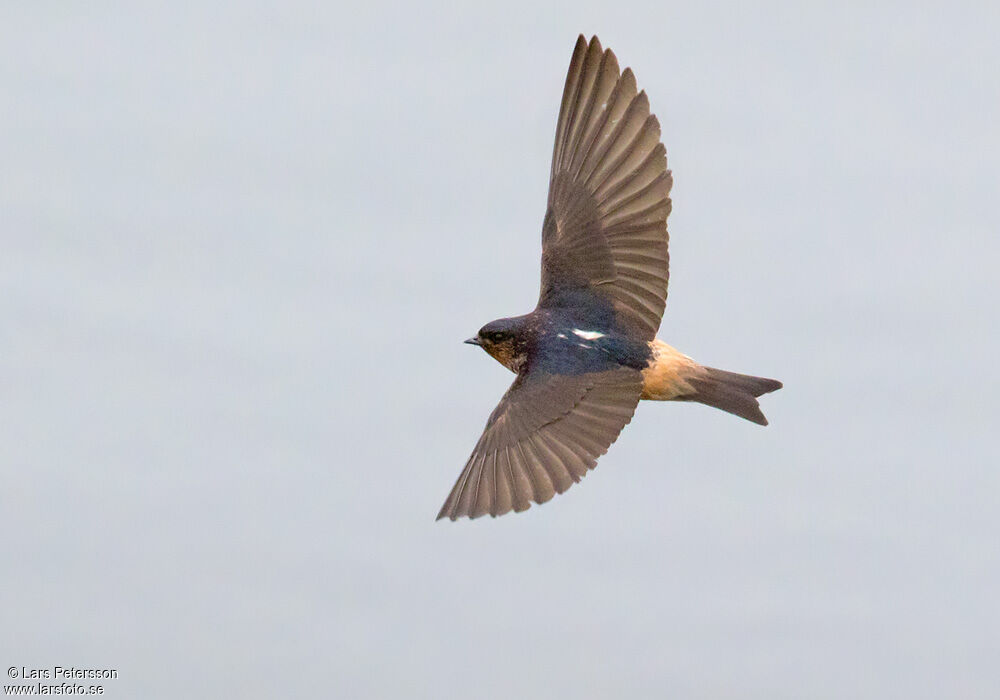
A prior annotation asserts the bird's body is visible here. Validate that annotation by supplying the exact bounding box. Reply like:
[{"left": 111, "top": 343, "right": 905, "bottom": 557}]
[
  {"left": 438, "top": 35, "right": 781, "bottom": 521},
  {"left": 475, "top": 307, "right": 649, "bottom": 376},
  {"left": 640, "top": 339, "right": 699, "bottom": 400}
]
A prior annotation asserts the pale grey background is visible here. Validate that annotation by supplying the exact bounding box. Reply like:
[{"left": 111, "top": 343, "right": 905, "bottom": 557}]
[{"left": 2, "top": 1, "right": 998, "bottom": 698}]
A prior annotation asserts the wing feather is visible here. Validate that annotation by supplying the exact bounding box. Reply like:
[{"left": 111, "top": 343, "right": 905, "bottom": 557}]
[
  {"left": 540, "top": 36, "right": 671, "bottom": 341},
  {"left": 437, "top": 368, "right": 642, "bottom": 520}
]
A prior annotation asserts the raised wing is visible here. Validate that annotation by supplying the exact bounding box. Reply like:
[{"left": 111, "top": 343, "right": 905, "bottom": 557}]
[
  {"left": 539, "top": 35, "right": 672, "bottom": 342},
  {"left": 437, "top": 367, "right": 642, "bottom": 520}
]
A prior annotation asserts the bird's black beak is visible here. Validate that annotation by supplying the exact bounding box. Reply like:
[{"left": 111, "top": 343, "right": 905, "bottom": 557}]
[{"left": 464, "top": 337, "right": 481, "bottom": 346}]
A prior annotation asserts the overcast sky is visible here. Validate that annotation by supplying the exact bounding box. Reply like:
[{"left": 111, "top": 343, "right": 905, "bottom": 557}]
[{"left": 2, "top": 2, "right": 998, "bottom": 698}]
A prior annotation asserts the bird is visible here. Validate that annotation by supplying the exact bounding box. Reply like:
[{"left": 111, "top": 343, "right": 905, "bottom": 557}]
[{"left": 437, "top": 35, "right": 782, "bottom": 521}]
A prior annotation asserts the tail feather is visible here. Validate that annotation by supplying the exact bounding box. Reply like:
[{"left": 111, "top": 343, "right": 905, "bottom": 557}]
[{"left": 679, "top": 367, "right": 782, "bottom": 426}]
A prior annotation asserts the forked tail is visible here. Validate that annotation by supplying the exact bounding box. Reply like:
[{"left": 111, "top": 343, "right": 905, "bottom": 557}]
[{"left": 678, "top": 367, "right": 783, "bottom": 426}]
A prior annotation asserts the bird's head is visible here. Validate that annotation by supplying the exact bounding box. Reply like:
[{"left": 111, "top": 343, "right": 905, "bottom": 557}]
[{"left": 465, "top": 318, "right": 526, "bottom": 372}]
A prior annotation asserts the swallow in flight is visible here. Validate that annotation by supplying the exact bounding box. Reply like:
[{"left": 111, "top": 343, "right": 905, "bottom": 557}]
[{"left": 438, "top": 35, "right": 782, "bottom": 521}]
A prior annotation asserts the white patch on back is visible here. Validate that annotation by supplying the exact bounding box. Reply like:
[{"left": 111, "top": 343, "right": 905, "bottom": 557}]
[{"left": 572, "top": 329, "right": 605, "bottom": 341}]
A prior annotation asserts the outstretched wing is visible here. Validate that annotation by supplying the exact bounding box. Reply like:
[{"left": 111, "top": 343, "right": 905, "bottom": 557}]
[
  {"left": 539, "top": 35, "right": 672, "bottom": 342},
  {"left": 437, "top": 367, "right": 642, "bottom": 520}
]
